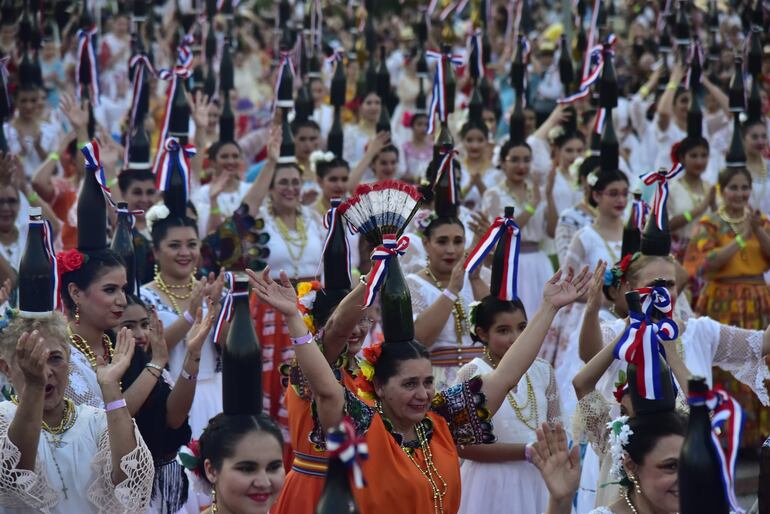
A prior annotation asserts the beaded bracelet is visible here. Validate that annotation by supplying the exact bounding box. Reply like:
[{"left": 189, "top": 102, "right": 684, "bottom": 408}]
[
  {"left": 105, "top": 399, "right": 127, "bottom": 413},
  {"left": 180, "top": 369, "right": 197, "bottom": 381}
]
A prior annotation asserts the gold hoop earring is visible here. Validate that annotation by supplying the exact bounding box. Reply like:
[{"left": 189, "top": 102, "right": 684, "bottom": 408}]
[
  {"left": 75, "top": 305, "right": 80, "bottom": 326},
  {"left": 211, "top": 488, "right": 218, "bottom": 512}
]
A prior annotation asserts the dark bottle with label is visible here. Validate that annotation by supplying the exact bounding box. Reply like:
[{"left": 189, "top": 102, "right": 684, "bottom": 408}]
[
  {"left": 379, "top": 233, "right": 414, "bottom": 343},
  {"left": 18, "top": 208, "right": 54, "bottom": 313},
  {"left": 222, "top": 275, "right": 262, "bottom": 415},
  {"left": 679, "top": 376, "right": 730, "bottom": 514},
  {"left": 111, "top": 202, "right": 138, "bottom": 295}
]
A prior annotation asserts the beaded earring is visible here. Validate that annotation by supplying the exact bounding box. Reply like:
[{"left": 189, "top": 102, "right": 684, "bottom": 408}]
[
  {"left": 75, "top": 305, "right": 80, "bottom": 326},
  {"left": 629, "top": 473, "right": 642, "bottom": 495},
  {"left": 211, "top": 488, "right": 218, "bottom": 512}
]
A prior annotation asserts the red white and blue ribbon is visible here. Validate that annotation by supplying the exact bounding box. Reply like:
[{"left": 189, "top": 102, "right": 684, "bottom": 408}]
[
  {"left": 582, "top": 0, "right": 602, "bottom": 78},
  {"left": 631, "top": 197, "right": 649, "bottom": 232},
  {"left": 326, "top": 417, "right": 369, "bottom": 488},
  {"left": 177, "top": 34, "right": 195, "bottom": 70},
  {"left": 558, "top": 34, "right": 617, "bottom": 105},
  {"left": 687, "top": 388, "right": 745, "bottom": 514},
  {"left": 685, "top": 39, "right": 704, "bottom": 87},
  {"left": 318, "top": 199, "right": 352, "bottom": 285},
  {"left": 613, "top": 286, "right": 678, "bottom": 400},
  {"left": 310, "top": 0, "right": 323, "bottom": 51},
  {"left": 469, "top": 29, "right": 485, "bottom": 79},
  {"left": 0, "top": 56, "right": 10, "bottom": 114},
  {"left": 116, "top": 204, "right": 145, "bottom": 229},
  {"left": 30, "top": 218, "right": 62, "bottom": 312},
  {"left": 154, "top": 65, "right": 193, "bottom": 165},
  {"left": 81, "top": 141, "right": 118, "bottom": 208},
  {"left": 639, "top": 161, "right": 684, "bottom": 230},
  {"left": 212, "top": 272, "right": 249, "bottom": 344},
  {"left": 273, "top": 51, "right": 296, "bottom": 111},
  {"left": 426, "top": 50, "right": 464, "bottom": 134},
  {"left": 464, "top": 215, "right": 521, "bottom": 301},
  {"left": 593, "top": 107, "right": 607, "bottom": 135},
  {"left": 154, "top": 137, "right": 196, "bottom": 195},
  {"left": 363, "top": 234, "right": 409, "bottom": 307},
  {"left": 433, "top": 148, "right": 460, "bottom": 205},
  {"left": 76, "top": 26, "right": 100, "bottom": 106}
]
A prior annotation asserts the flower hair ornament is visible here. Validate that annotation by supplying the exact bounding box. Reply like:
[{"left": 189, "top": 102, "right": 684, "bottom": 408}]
[
  {"left": 296, "top": 280, "right": 322, "bottom": 334},
  {"left": 413, "top": 209, "right": 438, "bottom": 236},
  {"left": 468, "top": 300, "right": 482, "bottom": 336},
  {"left": 56, "top": 249, "right": 88, "bottom": 274},
  {"left": 586, "top": 171, "right": 599, "bottom": 187},
  {"left": 568, "top": 155, "right": 585, "bottom": 185},
  {"left": 547, "top": 125, "right": 565, "bottom": 144},
  {"left": 309, "top": 150, "right": 336, "bottom": 175},
  {"left": 606, "top": 415, "right": 634, "bottom": 487},
  {"left": 145, "top": 203, "right": 171, "bottom": 232},
  {"left": 603, "top": 253, "right": 637, "bottom": 288},
  {"left": 613, "top": 369, "right": 629, "bottom": 404},
  {"left": 354, "top": 342, "right": 383, "bottom": 402}
]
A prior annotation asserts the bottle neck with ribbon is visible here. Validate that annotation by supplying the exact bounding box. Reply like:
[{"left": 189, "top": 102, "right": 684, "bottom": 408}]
[
  {"left": 372, "top": 233, "right": 413, "bottom": 343},
  {"left": 220, "top": 273, "right": 263, "bottom": 415},
  {"left": 315, "top": 417, "right": 365, "bottom": 514},
  {"left": 615, "top": 289, "right": 678, "bottom": 415},
  {"left": 680, "top": 378, "right": 742, "bottom": 514}
]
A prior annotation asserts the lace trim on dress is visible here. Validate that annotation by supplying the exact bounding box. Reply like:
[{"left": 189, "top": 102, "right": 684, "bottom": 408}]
[
  {"left": 87, "top": 421, "right": 155, "bottom": 514},
  {"left": 714, "top": 324, "right": 770, "bottom": 406},
  {"left": 0, "top": 410, "right": 59, "bottom": 512},
  {"left": 571, "top": 390, "right": 612, "bottom": 456}
]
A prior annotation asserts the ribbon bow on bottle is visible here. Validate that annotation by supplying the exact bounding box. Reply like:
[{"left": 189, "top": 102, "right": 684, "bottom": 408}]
[
  {"left": 363, "top": 234, "right": 410, "bottom": 307},
  {"left": 639, "top": 163, "right": 684, "bottom": 230},
  {"left": 613, "top": 287, "right": 679, "bottom": 400},
  {"left": 687, "top": 388, "right": 745, "bottom": 514},
  {"left": 325, "top": 417, "right": 369, "bottom": 488},
  {"left": 81, "top": 141, "right": 119, "bottom": 208},
  {"left": 464, "top": 215, "right": 521, "bottom": 301},
  {"left": 154, "top": 65, "right": 193, "bottom": 156},
  {"left": 433, "top": 148, "right": 460, "bottom": 205},
  {"left": 631, "top": 197, "right": 649, "bottom": 232},
  {"left": 213, "top": 272, "right": 249, "bottom": 344},
  {"left": 154, "top": 137, "right": 197, "bottom": 195},
  {"left": 558, "top": 33, "right": 617, "bottom": 104},
  {"left": 318, "top": 199, "right": 352, "bottom": 283}
]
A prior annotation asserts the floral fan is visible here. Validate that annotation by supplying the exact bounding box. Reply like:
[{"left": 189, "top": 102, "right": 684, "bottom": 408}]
[{"left": 338, "top": 180, "right": 423, "bottom": 244}]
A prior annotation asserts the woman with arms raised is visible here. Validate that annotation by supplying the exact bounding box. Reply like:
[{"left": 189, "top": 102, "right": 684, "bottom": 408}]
[{"left": 248, "top": 264, "right": 590, "bottom": 514}]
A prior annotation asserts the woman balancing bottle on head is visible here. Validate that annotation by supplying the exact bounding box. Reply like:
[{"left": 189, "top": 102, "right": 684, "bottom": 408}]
[{"left": 247, "top": 182, "right": 593, "bottom": 514}]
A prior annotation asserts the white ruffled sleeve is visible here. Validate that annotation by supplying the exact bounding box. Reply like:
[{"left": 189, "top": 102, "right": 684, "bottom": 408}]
[
  {"left": 87, "top": 418, "right": 155, "bottom": 514},
  {"left": 570, "top": 390, "right": 612, "bottom": 456},
  {"left": 0, "top": 406, "right": 60, "bottom": 512},
  {"left": 709, "top": 320, "right": 770, "bottom": 406}
]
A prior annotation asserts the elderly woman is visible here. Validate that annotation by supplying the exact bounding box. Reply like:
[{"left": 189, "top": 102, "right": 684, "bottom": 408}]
[{"left": 0, "top": 313, "right": 154, "bottom": 513}]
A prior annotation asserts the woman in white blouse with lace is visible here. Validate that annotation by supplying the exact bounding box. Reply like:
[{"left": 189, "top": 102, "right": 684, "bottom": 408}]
[{"left": 0, "top": 314, "right": 154, "bottom": 514}]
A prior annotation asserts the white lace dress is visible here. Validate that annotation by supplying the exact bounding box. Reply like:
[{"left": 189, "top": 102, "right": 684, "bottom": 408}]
[
  {"left": 455, "top": 358, "right": 561, "bottom": 514},
  {"left": 481, "top": 184, "right": 555, "bottom": 316},
  {"left": 406, "top": 273, "right": 481, "bottom": 391},
  {"left": 140, "top": 287, "right": 220, "bottom": 439},
  {"left": 0, "top": 401, "right": 154, "bottom": 514}
]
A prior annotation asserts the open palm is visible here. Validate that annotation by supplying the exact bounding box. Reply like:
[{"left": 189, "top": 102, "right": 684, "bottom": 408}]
[
  {"left": 530, "top": 422, "right": 582, "bottom": 502},
  {"left": 246, "top": 267, "right": 299, "bottom": 317},
  {"left": 542, "top": 266, "right": 592, "bottom": 309},
  {"left": 96, "top": 328, "right": 135, "bottom": 386}
]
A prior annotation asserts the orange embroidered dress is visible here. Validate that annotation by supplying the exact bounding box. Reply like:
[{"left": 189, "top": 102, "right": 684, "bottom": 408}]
[{"left": 684, "top": 212, "right": 770, "bottom": 446}]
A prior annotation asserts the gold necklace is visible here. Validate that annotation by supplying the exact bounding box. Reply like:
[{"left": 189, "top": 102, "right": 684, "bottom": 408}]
[
  {"left": 423, "top": 267, "right": 468, "bottom": 344},
  {"left": 402, "top": 421, "right": 448, "bottom": 514},
  {"left": 154, "top": 271, "right": 194, "bottom": 314},
  {"left": 272, "top": 208, "right": 308, "bottom": 275},
  {"left": 67, "top": 326, "right": 114, "bottom": 369},
  {"left": 503, "top": 180, "right": 532, "bottom": 208},
  {"left": 10, "top": 395, "right": 77, "bottom": 439},
  {"left": 717, "top": 206, "right": 750, "bottom": 261},
  {"left": 680, "top": 176, "right": 706, "bottom": 208},
  {"left": 622, "top": 488, "right": 639, "bottom": 514},
  {"left": 485, "top": 349, "right": 540, "bottom": 430}
]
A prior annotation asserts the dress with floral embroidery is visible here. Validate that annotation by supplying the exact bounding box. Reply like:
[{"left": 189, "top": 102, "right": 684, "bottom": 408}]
[{"left": 334, "top": 376, "right": 494, "bottom": 514}]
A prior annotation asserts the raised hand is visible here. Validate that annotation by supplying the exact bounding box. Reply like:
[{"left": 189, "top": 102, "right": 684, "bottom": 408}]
[
  {"left": 246, "top": 267, "right": 299, "bottom": 317},
  {"left": 542, "top": 266, "right": 592, "bottom": 310},
  {"left": 96, "top": 328, "right": 136, "bottom": 386},
  {"left": 447, "top": 259, "right": 465, "bottom": 295},
  {"left": 187, "top": 278, "right": 207, "bottom": 319},
  {"left": 585, "top": 260, "right": 607, "bottom": 311},
  {"left": 147, "top": 308, "right": 168, "bottom": 367},
  {"left": 187, "top": 298, "right": 217, "bottom": 356},
  {"left": 59, "top": 93, "right": 89, "bottom": 131},
  {"left": 530, "top": 422, "right": 582, "bottom": 504},
  {"left": 15, "top": 331, "right": 49, "bottom": 388},
  {"left": 188, "top": 91, "right": 212, "bottom": 130},
  {"left": 0, "top": 278, "right": 12, "bottom": 305},
  {"left": 266, "top": 125, "right": 282, "bottom": 163}
]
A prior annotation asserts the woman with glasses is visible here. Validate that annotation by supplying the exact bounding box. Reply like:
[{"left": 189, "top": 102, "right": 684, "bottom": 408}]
[
  {"left": 545, "top": 169, "right": 629, "bottom": 418},
  {"left": 481, "top": 138, "right": 557, "bottom": 316}
]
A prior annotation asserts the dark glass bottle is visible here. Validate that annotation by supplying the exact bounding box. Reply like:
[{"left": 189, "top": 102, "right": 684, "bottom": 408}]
[
  {"left": 679, "top": 377, "right": 730, "bottom": 514},
  {"left": 168, "top": 75, "right": 190, "bottom": 143},
  {"left": 111, "top": 203, "right": 138, "bottom": 295},
  {"left": 434, "top": 148, "right": 459, "bottom": 219},
  {"left": 222, "top": 275, "right": 263, "bottom": 415},
  {"left": 18, "top": 208, "right": 54, "bottom": 313},
  {"left": 324, "top": 199, "right": 351, "bottom": 290},
  {"left": 442, "top": 45, "right": 456, "bottom": 116},
  {"left": 328, "top": 108, "right": 343, "bottom": 158},
  {"left": 380, "top": 234, "right": 414, "bottom": 343},
  {"left": 315, "top": 455, "right": 360, "bottom": 514},
  {"left": 219, "top": 91, "right": 235, "bottom": 143},
  {"left": 621, "top": 192, "right": 642, "bottom": 258},
  {"left": 759, "top": 436, "right": 770, "bottom": 513},
  {"left": 490, "top": 207, "right": 515, "bottom": 299},
  {"left": 77, "top": 156, "right": 108, "bottom": 252},
  {"left": 558, "top": 35, "right": 573, "bottom": 91}
]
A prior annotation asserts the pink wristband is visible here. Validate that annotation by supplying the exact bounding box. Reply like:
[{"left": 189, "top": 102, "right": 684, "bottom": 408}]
[
  {"left": 291, "top": 333, "right": 314, "bottom": 346},
  {"left": 183, "top": 310, "right": 195, "bottom": 324},
  {"left": 105, "top": 399, "right": 127, "bottom": 413},
  {"left": 442, "top": 289, "right": 458, "bottom": 302}
]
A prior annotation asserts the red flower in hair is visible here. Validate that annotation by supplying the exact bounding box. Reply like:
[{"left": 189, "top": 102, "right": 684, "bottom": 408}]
[
  {"left": 362, "top": 343, "right": 383, "bottom": 365},
  {"left": 618, "top": 253, "right": 634, "bottom": 273},
  {"left": 57, "top": 250, "right": 86, "bottom": 274},
  {"left": 613, "top": 383, "right": 628, "bottom": 404}
]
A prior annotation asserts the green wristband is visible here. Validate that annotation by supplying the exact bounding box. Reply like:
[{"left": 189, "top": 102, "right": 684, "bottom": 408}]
[
  {"left": 27, "top": 192, "right": 39, "bottom": 203},
  {"left": 77, "top": 141, "right": 88, "bottom": 150},
  {"left": 48, "top": 151, "right": 60, "bottom": 161},
  {"left": 524, "top": 203, "right": 536, "bottom": 215},
  {"left": 683, "top": 211, "right": 693, "bottom": 222},
  {"left": 735, "top": 234, "right": 746, "bottom": 249}
]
